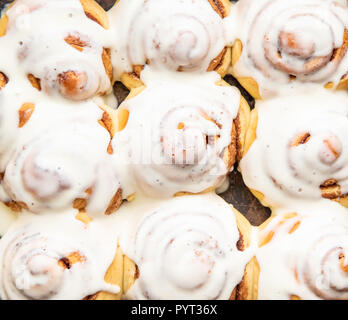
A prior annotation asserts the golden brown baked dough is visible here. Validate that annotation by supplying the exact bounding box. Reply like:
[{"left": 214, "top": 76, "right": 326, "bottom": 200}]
[
  {"left": 0, "top": 72, "right": 8, "bottom": 89},
  {"left": 231, "top": 208, "right": 258, "bottom": 300},
  {"left": 80, "top": 0, "right": 109, "bottom": 29},
  {"left": 18, "top": 103, "right": 35, "bottom": 128}
]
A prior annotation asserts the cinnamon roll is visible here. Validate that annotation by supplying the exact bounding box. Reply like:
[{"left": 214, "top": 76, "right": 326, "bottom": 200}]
[
  {"left": 256, "top": 205, "right": 348, "bottom": 300},
  {"left": 0, "top": 213, "right": 121, "bottom": 300},
  {"left": 115, "top": 76, "right": 250, "bottom": 197},
  {"left": 121, "top": 194, "right": 256, "bottom": 300},
  {"left": 0, "top": 101, "right": 125, "bottom": 217},
  {"left": 0, "top": 0, "right": 112, "bottom": 101},
  {"left": 109, "top": 0, "right": 232, "bottom": 89},
  {"left": 229, "top": 0, "right": 348, "bottom": 99},
  {"left": 240, "top": 91, "right": 348, "bottom": 209}
]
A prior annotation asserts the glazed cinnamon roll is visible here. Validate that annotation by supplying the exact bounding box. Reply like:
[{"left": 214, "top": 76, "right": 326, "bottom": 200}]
[
  {"left": 115, "top": 76, "right": 250, "bottom": 197},
  {"left": 256, "top": 205, "right": 348, "bottom": 300},
  {"left": 0, "top": 101, "right": 124, "bottom": 217},
  {"left": 109, "top": 0, "right": 232, "bottom": 89},
  {"left": 0, "top": 0, "right": 112, "bottom": 101},
  {"left": 240, "top": 91, "right": 348, "bottom": 209},
  {"left": 0, "top": 213, "right": 121, "bottom": 300},
  {"left": 121, "top": 194, "right": 256, "bottom": 300},
  {"left": 229, "top": 0, "right": 348, "bottom": 99}
]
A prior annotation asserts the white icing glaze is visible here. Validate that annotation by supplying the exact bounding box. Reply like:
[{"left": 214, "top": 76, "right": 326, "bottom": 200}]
[
  {"left": 0, "top": 203, "right": 17, "bottom": 237},
  {"left": 0, "top": 95, "right": 127, "bottom": 217},
  {"left": 114, "top": 72, "right": 241, "bottom": 197},
  {"left": 0, "top": 0, "right": 253, "bottom": 301},
  {"left": 0, "top": 0, "right": 130, "bottom": 218},
  {"left": 0, "top": 211, "right": 119, "bottom": 300},
  {"left": 0, "top": 192, "right": 252, "bottom": 300},
  {"left": 257, "top": 202, "right": 348, "bottom": 300},
  {"left": 2, "top": 0, "right": 112, "bottom": 101},
  {"left": 108, "top": 0, "right": 228, "bottom": 78},
  {"left": 120, "top": 193, "right": 252, "bottom": 300},
  {"left": 240, "top": 90, "right": 348, "bottom": 209},
  {"left": 1, "top": 0, "right": 347, "bottom": 301},
  {"left": 227, "top": 0, "right": 348, "bottom": 98}
]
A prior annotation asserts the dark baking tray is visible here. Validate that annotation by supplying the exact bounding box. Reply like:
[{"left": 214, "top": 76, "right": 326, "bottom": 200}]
[{"left": 0, "top": 0, "right": 270, "bottom": 226}]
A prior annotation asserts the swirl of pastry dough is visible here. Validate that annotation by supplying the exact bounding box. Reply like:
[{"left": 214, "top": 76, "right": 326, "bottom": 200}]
[
  {"left": 231, "top": 0, "right": 348, "bottom": 98},
  {"left": 123, "top": 194, "right": 249, "bottom": 300},
  {"left": 109, "top": 0, "right": 230, "bottom": 85},
  {"left": 1, "top": 231, "right": 73, "bottom": 299},
  {"left": 2, "top": 113, "right": 122, "bottom": 216},
  {"left": 3, "top": 0, "right": 112, "bottom": 100},
  {"left": 116, "top": 79, "right": 246, "bottom": 197},
  {"left": 42, "top": 55, "right": 108, "bottom": 101},
  {"left": 304, "top": 233, "right": 348, "bottom": 300},
  {"left": 0, "top": 216, "right": 120, "bottom": 300},
  {"left": 257, "top": 208, "right": 348, "bottom": 300},
  {"left": 240, "top": 91, "right": 348, "bottom": 208}
]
